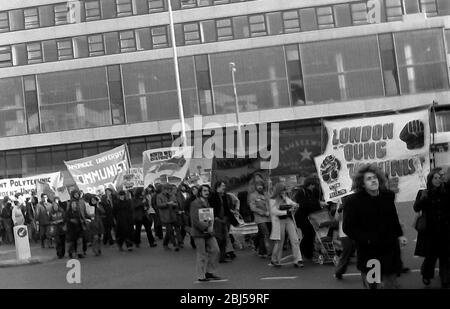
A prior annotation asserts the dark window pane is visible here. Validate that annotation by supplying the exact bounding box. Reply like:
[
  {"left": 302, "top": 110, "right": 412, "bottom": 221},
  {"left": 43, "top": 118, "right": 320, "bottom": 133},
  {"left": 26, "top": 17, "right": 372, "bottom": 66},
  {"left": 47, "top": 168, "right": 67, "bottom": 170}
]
[
  {"left": 151, "top": 26, "right": 169, "bottom": 48},
  {"left": 107, "top": 65, "right": 125, "bottom": 124},
  {"left": 395, "top": 29, "right": 448, "bottom": 94},
  {"left": 385, "top": 0, "right": 404, "bottom": 21},
  {"left": 0, "top": 77, "right": 26, "bottom": 137},
  {"left": 285, "top": 45, "right": 305, "bottom": 105},
  {"left": 39, "top": 5, "right": 55, "bottom": 27},
  {"left": 132, "top": 0, "right": 149, "bottom": 14},
  {"left": 24, "top": 75, "right": 40, "bottom": 134},
  {"left": 379, "top": 34, "right": 399, "bottom": 96},
  {"left": 42, "top": 40, "right": 58, "bottom": 62},
  {"left": 149, "top": 0, "right": 165, "bottom": 13},
  {"left": 299, "top": 8, "right": 317, "bottom": 31},
  {"left": 22, "top": 150, "right": 36, "bottom": 176},
  {"left": 232, "top": 16, "right": 249, "bottom": 39},
  {"left": 37, "top": 67, "right": 111, "bottom": 132},
  {"left": 101, "top": 0, "right": 117, "bottom": 18},
  {"left": 301, "top": 36, "right": 384, "bottom": 103},
  {"left": 135, "top": 28, "right": 152, "bottom": 50},
  {"left": 266, "top": 12, "right": 283, "bottom": 35},
  {"left": 9, "top": 10, "right": 24, "bottom": 31},
  {"left": 334, "top": 4, "right": 352, "bottom": 27},
  {"left": 6, "top": 151, "right": 21, "bottom": 177},
  {"left": 104, "top": 32, "right": 120, "bottom": 54},
  {"left": 404, "top": 0, "right": 420, "bottom": 13},
  {"left": 73, "top": 36, "right": 89, "bottom": 58},
  {"left": 437, "top": 0, "right": 450, "bottom": 15},
  {"left": 200, "top": 20, "right": 216, "bottom": 42},
  {"left": 174, "top": 24, "right": 184, "bottom": 45}
]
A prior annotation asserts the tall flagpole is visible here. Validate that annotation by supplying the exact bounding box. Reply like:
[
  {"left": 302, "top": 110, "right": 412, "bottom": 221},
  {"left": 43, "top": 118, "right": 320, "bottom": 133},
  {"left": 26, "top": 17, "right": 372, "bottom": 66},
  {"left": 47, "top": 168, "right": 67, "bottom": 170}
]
[{"left": 168, "top": 0, "right": 187, "bottom": 147}]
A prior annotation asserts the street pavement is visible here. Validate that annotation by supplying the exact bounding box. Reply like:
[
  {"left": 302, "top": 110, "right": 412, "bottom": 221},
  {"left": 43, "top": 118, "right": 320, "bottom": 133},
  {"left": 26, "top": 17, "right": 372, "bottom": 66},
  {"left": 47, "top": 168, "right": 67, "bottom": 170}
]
[{"left": 0, "top": 201, "right": 444, "bottom": 289}]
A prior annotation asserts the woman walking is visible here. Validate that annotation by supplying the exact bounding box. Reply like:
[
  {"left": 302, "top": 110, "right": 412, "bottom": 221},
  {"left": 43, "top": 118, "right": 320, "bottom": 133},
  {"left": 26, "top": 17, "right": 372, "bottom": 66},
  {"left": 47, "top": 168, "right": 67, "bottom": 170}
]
[
  {"left": 49, "top": 200, "right": 66, "bottom": 258},
  {"left": 85, "top": 194, "right": 105, "bottom": 256},
  {"left": 113, "top": 190, "right": 134, "bottom": 252},
  {"left": 414, "top": 168, "right": 450, "bottom": 288},
  {"left": 269, "top": 183, "right": 304, "bottom": 268},
  {"left": 65, "top": 201, "right": 86, "bottom": 259}
]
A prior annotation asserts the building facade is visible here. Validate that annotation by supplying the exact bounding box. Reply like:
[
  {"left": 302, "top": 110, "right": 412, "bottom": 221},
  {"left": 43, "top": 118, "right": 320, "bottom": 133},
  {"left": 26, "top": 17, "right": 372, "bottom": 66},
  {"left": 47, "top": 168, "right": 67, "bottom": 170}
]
[{"left": 1, "top": 0, "right": 450, "bottom": 182}]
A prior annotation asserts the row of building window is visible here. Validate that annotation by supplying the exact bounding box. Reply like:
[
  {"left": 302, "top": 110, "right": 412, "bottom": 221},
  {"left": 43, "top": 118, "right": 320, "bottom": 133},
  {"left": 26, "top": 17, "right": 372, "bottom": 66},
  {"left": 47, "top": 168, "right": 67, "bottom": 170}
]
[
  {"left": 2, "top": 1, "right": 450, "bottom": 68},
  {"left": 0, "top": 29, "right": 449, "bottom": 139},
  {"left": 0, "top": 0, "right": 254, "bottom": 33}
]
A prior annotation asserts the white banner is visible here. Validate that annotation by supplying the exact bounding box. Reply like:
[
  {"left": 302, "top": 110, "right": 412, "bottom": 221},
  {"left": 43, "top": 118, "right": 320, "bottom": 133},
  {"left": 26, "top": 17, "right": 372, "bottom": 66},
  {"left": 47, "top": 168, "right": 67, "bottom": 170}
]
[
  {"left": 143, "top": 147, "right": 193, "bottom": 187},
  {"left": 0, "top": 172, "right": 63, "bottom": 199},
  {"left": 123, "top": 167, "right": 144, "bottom": 190},
  {"left": 315, "top": 110, "right": 430, "bottom": 202}
]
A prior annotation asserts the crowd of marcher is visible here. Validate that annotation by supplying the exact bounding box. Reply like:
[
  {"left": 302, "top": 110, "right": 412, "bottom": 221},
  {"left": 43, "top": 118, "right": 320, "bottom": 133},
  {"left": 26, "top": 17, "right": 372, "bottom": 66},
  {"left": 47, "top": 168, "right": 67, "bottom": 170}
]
[{"left": 1, "top": 165, "right": 449, "bottom": 288}]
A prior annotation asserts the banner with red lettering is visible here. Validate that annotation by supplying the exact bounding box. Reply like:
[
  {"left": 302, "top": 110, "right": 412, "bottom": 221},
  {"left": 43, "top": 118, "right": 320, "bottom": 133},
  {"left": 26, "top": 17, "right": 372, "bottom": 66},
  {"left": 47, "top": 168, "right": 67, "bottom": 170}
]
[
  {"left": 314, "top": 110, "right": 430, "bottom": 202},
  {"left": 64, "top": 145, "right": 130, "bottom": 194}
]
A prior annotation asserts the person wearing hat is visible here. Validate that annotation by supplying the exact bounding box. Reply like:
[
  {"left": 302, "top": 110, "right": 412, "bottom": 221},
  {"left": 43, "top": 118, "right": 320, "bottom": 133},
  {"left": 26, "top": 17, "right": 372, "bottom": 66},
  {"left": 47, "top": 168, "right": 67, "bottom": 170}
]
[
  {"left": 270, "top": 182, "right": 304, "bottom": 268},
  {"left": 248, "top": 180, "right": 271, "bottom": 258},
  {"left": 113, "top": 190, "right": 134, "bottom": 251}
]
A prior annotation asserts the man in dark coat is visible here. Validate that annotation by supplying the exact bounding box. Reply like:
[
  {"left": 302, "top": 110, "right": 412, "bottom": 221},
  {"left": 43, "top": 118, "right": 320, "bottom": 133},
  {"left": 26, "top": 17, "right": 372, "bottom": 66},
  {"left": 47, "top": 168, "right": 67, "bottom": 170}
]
[
  {"left": 343, "top": 165, "right": 407, "bottom": 289},
  {"left": 101, "top": 188, "right": 115, "bottom": 246},
  {"left": 208, "top": 181, "right": 239, "bottom": 263},
  {"left": 113, "top": 190, "right": 134, "bottom": 251},
  {"left": 132, "top": 187, "right": 156, "bottom": 248},
  {"left": 151, "top": 184, "right": 164, "bottom": 240},
  {"left": 294, "top": 176, "right": 323, "bottom": 260},
  {"left": 156, "top": 184, "right": 181, "bottom": 251}
]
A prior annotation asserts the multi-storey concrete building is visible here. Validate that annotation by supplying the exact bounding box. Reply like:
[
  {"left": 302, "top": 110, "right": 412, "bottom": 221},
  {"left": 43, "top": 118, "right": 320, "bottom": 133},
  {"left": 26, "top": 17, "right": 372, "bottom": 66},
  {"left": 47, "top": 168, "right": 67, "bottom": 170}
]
[{"left": 0, "top": 0, "right": 449, "bottom": 183}]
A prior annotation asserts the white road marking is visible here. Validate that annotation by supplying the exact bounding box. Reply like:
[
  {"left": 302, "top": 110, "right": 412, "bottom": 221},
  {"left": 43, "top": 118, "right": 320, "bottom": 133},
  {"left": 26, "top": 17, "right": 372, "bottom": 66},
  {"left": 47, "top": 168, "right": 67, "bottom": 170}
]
[
  {"left": 343, "top": 268, "right": 439, "bottom": 277},
  {"left": 261, "top": 276, "right": 298, "bottom": 280}
]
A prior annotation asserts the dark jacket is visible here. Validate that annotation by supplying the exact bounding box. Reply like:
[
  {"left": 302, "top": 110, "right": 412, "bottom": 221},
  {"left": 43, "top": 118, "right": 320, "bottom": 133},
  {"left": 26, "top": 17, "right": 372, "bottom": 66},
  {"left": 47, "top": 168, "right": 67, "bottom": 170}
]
[
  {"left": 413, "top": 187, "right": 450, "bottom": 257},
  {"left": 208, "top": 192, "right": 239, "bottom": 227},
  {"left": 113, "top": 198, "right": 133, "bottom": 239},
  {"left": 190, "top": 197, "right": 214, "bottom": 238},
  {"left": 156, "top": 192, "right": 179, "bottom": 224},
  {"left": 100, "top": 196, "right": 115, "bottom": 224},
  {"left": 131, "top": 197, "right": 145, "bottom": 223},
  {"left": 65, "top": 206, "right": 84, "bottom": 240},
  {"left": 294, "top": 186, "right": 322, "bottom": 228},
  {"left": 343, "top": 190, "right": 403, "bottom": 274}
]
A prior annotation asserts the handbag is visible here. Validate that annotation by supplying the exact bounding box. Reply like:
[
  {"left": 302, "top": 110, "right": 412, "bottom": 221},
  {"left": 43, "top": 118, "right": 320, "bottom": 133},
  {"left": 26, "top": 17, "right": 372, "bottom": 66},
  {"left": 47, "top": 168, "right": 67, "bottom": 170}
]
[{"left": 414, "top": 212, "right": 426, "bottom": 232}]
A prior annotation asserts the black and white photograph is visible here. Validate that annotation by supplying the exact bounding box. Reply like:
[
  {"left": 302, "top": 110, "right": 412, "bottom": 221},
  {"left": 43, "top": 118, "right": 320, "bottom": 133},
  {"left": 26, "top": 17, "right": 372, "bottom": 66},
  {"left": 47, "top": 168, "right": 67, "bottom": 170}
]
[{"left": 1, "top": 0, "right": 450, "bottom": 297}]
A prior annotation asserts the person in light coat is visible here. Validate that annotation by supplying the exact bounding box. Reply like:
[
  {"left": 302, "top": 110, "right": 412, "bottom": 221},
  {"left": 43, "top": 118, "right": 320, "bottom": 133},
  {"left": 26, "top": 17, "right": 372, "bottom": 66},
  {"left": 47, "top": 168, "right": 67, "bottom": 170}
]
[{"left": 269, "top": 182, "right": 304, "bottom": 268}]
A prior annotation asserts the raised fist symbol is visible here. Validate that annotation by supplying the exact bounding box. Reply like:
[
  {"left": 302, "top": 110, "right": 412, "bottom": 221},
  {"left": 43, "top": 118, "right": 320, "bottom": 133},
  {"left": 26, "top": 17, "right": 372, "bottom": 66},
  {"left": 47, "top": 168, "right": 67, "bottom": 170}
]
[
  {"left": 320, "top": 155, "right": 341, "bottom": 184},
  {"left": 400, "top": 120, "right": 424, "bottom": 150}
]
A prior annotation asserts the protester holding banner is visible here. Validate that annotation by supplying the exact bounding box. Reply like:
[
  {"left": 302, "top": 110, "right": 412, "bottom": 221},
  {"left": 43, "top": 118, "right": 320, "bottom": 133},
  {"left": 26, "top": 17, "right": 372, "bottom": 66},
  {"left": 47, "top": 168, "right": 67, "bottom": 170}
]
[
  {"left": 132, "top": 188, "right": 156, "bottom": 248},
  {"left": 343, "top": 165, "right": 407, "bottom": 289},
  {"left": 36, "top": 194, "right": 52, "bottom": 248},
  {"left": 157, "top": 184, "right": 182, "bottom": 251},
  {"left": 190, "top": 184, "right": 222, "bottom": 282},
  {"left": 49, "top": 201, "right": 66, "bottom": 259},
  {"left": 248, "top": 180, "right": 272, "bottom": 258},
  {"left": 113, "top": 190, "right": 134, "bottom": 252},
  {"left": 101, "top": 188, "right": 116, "bottom": 246},
  {"left": 413, "top": 168, "right": 450, "bottom": 289},
  {"left": 269, "top": 183, "right": 303, "bottom": 268}
]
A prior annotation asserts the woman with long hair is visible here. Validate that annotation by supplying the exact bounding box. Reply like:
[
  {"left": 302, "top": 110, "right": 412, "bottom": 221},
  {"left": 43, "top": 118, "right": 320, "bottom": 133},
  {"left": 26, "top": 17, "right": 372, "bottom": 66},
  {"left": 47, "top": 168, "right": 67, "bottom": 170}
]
[
  {"left": 414, "top": 167, "right": 450, "bottom": 288},
  {"left": 269, "top": 182, "right": 304, "bottom": 268}
]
